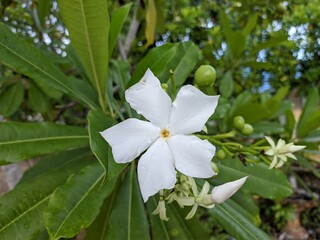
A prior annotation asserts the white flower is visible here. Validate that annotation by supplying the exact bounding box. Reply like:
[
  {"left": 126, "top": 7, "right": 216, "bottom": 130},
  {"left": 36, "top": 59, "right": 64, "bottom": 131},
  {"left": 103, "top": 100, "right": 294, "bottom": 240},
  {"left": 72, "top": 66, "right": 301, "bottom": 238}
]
[
  {"left": 265, "top": 136, "right": 306, "bottom": 169},
  {"left": 100, "top": 69, "right": 219, "bottom": 202}
]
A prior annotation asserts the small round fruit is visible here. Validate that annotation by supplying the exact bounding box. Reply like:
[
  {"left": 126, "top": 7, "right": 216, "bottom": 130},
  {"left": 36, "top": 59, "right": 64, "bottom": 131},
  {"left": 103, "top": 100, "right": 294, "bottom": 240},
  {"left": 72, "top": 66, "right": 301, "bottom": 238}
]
[
  {"left": 216, "top": 149, "right": 226, "bottom": 160},
  {"left": 233, "top": 116, "right": 245, "bottom": 130},
  {"left": 194, "top": 65, "right": 216, "bottom": 87},
  {"left": 241, "top": 124, "right": 253, "bottom": 135}
]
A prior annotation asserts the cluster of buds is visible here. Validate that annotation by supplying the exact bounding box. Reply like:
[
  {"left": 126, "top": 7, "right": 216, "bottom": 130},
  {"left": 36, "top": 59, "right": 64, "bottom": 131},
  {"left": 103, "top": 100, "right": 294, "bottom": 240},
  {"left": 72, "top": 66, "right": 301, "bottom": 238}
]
[{"left": 153, "top": 173, "right": 247, "bottom": 221}]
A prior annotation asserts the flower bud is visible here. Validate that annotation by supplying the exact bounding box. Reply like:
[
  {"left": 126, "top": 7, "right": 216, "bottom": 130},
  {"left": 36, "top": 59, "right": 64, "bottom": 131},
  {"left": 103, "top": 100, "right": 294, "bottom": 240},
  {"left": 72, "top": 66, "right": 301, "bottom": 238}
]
[
  {"left": 241, "top": 124, "right": 253, "bottom": 135},
  {"left": 233, "top": 116, "right": 245, "bottom": 130},
  {"left": 211, "top": 177, "right": 248, "bottom": 204},
  {"left": 194, "top": 65, "right": 216, "bottom": 88}
]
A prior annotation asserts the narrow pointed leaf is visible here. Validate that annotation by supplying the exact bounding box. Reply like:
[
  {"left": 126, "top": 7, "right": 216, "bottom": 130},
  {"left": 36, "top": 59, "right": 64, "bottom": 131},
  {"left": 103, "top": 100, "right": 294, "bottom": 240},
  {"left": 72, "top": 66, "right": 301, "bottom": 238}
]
[
  {"left": 109, "top": 3, "right": 132, "bottom": 58},
  {"left": 0, "top": 81, "right": 24, "bottom": 117},
  {"left": 88, "top": 110, "right": 114, "bottom": 173},
  {"left": 214, "top": 158, "right": 292, "bottom": 199},
  {"left": 0, "top": 150, "right": 92, "bottom": 240},
  {"left": 57, "top": 0, "right": 109, "bottom": 109},
  {"left": 0, "top": 23, "right": 98, "bottom": 108},
  {"left": 0, "top": 122, "right": 89, "bottom": 164},
  {"left": 211, "top": 200, "right": 270, "bottom": 240},
  {"left": 87, "top": 164, "right": 149, "bottom": 239},
  {"left": 44, "top": 163, "right": 118, "bottom": 240}
]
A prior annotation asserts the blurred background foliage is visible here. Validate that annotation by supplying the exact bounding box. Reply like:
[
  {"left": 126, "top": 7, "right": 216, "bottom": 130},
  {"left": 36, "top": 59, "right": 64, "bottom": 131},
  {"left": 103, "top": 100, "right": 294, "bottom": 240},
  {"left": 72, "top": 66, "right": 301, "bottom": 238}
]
[{"left": 0, "top": 0, "right": 319, "bottom": 239}]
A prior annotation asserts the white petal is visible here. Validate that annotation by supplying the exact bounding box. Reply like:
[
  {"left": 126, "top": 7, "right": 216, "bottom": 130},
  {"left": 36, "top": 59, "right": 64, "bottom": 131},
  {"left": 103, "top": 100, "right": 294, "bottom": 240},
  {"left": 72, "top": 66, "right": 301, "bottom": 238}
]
[
  {"left": 199, "top": 181, "right": 210, "bottom": 198},
  {"left": 211, "top": 177, "right": 248, "bottom": 204},
  {"left": 265, "top": 136, "right": 275, "bottom": 149},
  {"left": 285, "top": 152, "right": 296, "bottom": 160},
  {"left": 100, "top": 118, "right": 159, "bottom": 163},
  {"left": 169, "top": 85, "right": 219, "bottom": 135},
  {"left": 185, "top": 204, "right": 198, "bottom": 220},
  {"left": 288, "top": 144, "right": 305, "bottom": 153},
  {"left": 269, "top": 156, "right": 278, "bottom": 169},
  {"left": 138, "top": 138, "right": 176, "bottom": 202},
  {"left": 125, "top": 69, "right": 172, "bottom": 128},
  {"left": 167, "top": 135, "right": 215, "bottom": 178}
]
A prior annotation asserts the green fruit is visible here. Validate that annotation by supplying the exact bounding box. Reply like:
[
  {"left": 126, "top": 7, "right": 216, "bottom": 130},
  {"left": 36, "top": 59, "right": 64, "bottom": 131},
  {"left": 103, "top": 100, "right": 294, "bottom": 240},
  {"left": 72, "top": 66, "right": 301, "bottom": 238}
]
[
  {"left": 233, "top": 116, "right": 245, "bottom": 130},
  {"left": 241, "top": 124, "right": 253, "bottom": 135},
  {"left": 216, "top": 149, "right": 226, "bottom": 160},
  {"left": 194, "top": 65, "right": 216, "bottom": 87}
]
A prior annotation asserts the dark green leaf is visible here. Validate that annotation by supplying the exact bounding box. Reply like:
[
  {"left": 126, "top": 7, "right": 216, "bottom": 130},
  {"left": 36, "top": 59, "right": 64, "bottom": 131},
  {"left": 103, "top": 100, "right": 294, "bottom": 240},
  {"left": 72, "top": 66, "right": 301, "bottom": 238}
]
[
  {"left": 0, "top": 81, "right": 24, "bottom": 117},
  {"left": 215, "top": 158, "right": 292, "bottom": 199},
  {"left": 88, "top": 109, "right": 114, "bottom": 174},
  {"left": 0, "top": 23, "right": 99, "bottom": 108},
  {"left": 28, "top": 81, "right": 51, "bottom": 114},
  {"left": 0, "top": 150, "right": 92, "bottom": 240},
  {"left": 44, "top": 163, "right": 117, "bottom": 240},
  {"left": 211, "top": 200, "right": 270, "bottom": 240},
  {"left": 219, "top": 71, "right": 233, "bottom": 98},
  {"left": 92, "top": 164, "right": 150, "bottom": 240},
  {"left": 0, "top": 122, "right": 88, "bottom": 164},
  {"left": 57, "top": 0, "right": 109, "bottom": 110},
  {"left": 109, "top": 3, "right": 132, "bottom": 58}
]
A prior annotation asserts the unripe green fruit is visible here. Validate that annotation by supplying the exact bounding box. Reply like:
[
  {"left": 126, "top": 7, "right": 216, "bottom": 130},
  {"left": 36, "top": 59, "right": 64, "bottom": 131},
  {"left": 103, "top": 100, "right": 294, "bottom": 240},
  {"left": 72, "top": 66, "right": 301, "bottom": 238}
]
[
  {"left": 241, "top": 124, "right": 253, "bottom": 135},
  {"left": 216, "top": 149, "right": 226, "bottom": 160},
  {"left": 233, "top": 116, "right": 245, "bottom": 130},
  {"left": 194, "top": 65, "right": 216, "bottom": 87}
]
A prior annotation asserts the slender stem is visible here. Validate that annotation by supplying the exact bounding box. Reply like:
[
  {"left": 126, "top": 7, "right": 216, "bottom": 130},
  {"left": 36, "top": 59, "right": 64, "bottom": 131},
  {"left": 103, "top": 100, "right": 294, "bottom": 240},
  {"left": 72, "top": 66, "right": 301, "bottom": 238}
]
[
  {"left": 170, "top": 69, "right": 176, "bottom": 99},
  {"left": 211, "top": 130, "right": 237, "bottom": 139}
]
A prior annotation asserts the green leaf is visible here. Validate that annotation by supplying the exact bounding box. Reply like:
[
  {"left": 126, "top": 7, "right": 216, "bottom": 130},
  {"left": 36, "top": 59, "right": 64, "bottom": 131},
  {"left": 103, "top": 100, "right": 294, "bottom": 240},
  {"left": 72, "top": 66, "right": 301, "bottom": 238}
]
[
  {"left": 215, "top": 158, "right": 292, "bottom": 199},
  {"left": 219, "top": 71, "right": 233, "bottom": 98},
  {"left": 243, "top": 14, "right": 258, "bottom": 36},
  {"left": 109, "top": 3, "right": 132, "bottom": 58},
  {"left": 297, "top": 88, "right": 319, "bottom": 137},
  {"left": 0, "top": 81, "right": 24, "bottom": 117},
  {"left": 211, "top": 200, "right": 270, "bottom": 240},
  {"left": 128, "top": 42, "right": 199, "bottom": 88},
  {"left": 252, "top": 121, "right": 284, "bottom": 135},
  {"left": 169, "top": 42, "right": 199, "bottom": 87},
  {"left": 44, "top": 163, "right": 118, "bottom": 240},
  {"left": 0, "top": 122, "right": 89, "bottom": 164},
  {"left": 35, "top": 0, "right": 51, "bottom": 27},
  {"left": 296, "top": 155, "right": 320, "bottom": 179},
  {"left": 57, "top": 0, "right": 109, "bottom": 110},
  {"left": 28, "top": 81, "right": 51, "bottom": 114},
  {"left": 0, "top": 150, "right": 92, "bottom": 240},
  {"left": 0, "top": 23, "right": 99, "bottom": 108},
  {"left": 128, "top": 44, "right": 177, "bottom": 87},
  {"left": 251, "top": 33, "right": 288, "bottom": 54},
  {"left": 88, "top": 164, "right": 150, "bottom": 240},
  {"left": 88, "top": 109, "right": 114, "bottom": 174},
  {"left": 147, "top": 199, "right": 210, "bottom": 240},
  {"left": 219, "top": 10, "right": 246, "bottom": 59}
]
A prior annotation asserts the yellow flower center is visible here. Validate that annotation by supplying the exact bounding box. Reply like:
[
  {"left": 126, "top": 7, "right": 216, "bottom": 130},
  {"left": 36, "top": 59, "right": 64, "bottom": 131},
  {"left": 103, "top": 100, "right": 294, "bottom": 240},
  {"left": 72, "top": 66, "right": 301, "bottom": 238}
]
[{"left": 160, "top": 129, "right": 171, "bottom": 140}]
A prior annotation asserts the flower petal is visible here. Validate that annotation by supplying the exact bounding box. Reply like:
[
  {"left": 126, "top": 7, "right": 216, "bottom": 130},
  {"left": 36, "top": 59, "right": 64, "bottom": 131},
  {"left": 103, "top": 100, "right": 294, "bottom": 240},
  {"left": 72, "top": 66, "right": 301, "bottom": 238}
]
[
  {"left": 167, "top": 135, "right": 216, "bottom": 178},
  {"left": 100, "top": 118, "right": 160, "bottom": 163},
  {"left": 169, "top": 85, "right": 219, "bottom": 135},
  {"left": 211, "top": 177, "right": 248, "bottom": 204},
  {"left": 125, "top": 69, "right": 172, "bottom": 128},
  {"left": 138, "top": 138, "right": 176, "bottom": 202},
  {"left": 265, "top": 136, "right": 275, "bottom": 149},
  {"left": 269, "top": 155, "right": 278, "bottom": 169}
]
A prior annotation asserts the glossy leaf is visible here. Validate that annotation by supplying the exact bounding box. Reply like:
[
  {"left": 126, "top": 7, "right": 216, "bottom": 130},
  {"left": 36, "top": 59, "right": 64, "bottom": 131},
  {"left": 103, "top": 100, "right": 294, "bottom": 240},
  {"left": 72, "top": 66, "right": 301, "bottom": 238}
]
[
  {"left": 0, "top": 122, "right": 89, "bottom": 164},
  {"left": 28, "top": 81, "right": 51, "bottom": 114},
  {"left": 214, "top": 158, "right": 292, "bottom": 199},
  {"left": 211, "top": 200, "right": 270, "bottom": 240},
  {"left": 88, "top": 109, "right": 114, "bottom": 173},
  {"left": 128, "top": 42, "right": 198, "bottom": 88},
  {"left": 0, "top": 150, "right": 92, "bottom": 240},
  {"left": 109, "top": 3, "right": 132, "bottom": 57},
  {"left": 89, "top": 164, "right": 150, "bottom": 240},
  {"left": 0, "top": 23, "right": 98, "bottom": 108},
  {"left": 219, "top": 71, "right": 233, "bottom": 98},
  {"left": 0, "top": 81, "right": 24, "bottom": 117},
  {"left": 57, "top": 0, "right": 109, "bottom": 110},
  {"left": 252, "top": 121, "right": 284, "bottom": 135},
  {"left": 297, "top": 88, "right": 319, "bottom": 137},
  {"left": 44, "top": 163, "right": 117, "bottom": 240}
]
